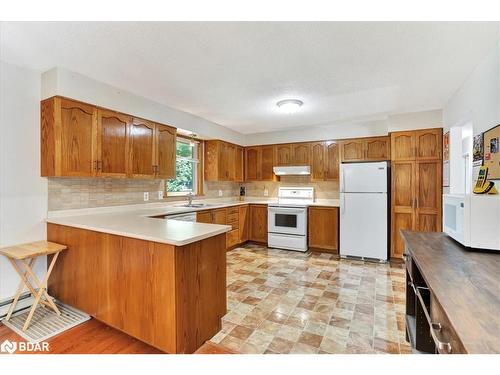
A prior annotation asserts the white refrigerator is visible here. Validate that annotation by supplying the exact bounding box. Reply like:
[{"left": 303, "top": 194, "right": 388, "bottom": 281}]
[{"left": 340, "top": 161, "right": 388, "bottom": 261}]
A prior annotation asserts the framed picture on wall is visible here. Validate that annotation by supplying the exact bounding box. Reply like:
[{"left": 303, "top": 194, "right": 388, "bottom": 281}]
[
  {"left": 484, "top": 124, "right": 500, "bottom": 179},
  {"left": 473, "top": 132, "right": 484, "bottom": 167}
]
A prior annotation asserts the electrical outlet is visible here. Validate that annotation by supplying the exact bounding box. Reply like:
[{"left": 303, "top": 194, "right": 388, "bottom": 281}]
[
  {"left": 264, "top": 188, "right": 269, "bottom": 197},
  {"left": 158, "top": 191, "right": 164, "bottom": 200},
  {"left": 143, "top": 192, "right": 149, "bottom": 201},
  {"left": 218, "top": 190, "right": 223, "bottom": 197}
]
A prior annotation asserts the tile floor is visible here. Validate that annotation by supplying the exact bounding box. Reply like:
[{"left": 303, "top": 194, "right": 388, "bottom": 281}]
[{"left": 209, "top": 244, "right": 412, "bottom": 354}]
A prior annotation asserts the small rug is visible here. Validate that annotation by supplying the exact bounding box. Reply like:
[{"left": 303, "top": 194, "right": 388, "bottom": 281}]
[{"left": 2, "top": 301, "right": 90, "bottom": 343}]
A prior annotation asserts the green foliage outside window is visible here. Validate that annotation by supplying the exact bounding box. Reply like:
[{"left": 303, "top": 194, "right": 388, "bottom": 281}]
[{"left": 167, "top": 140, "right": 197, "bottom": 193}]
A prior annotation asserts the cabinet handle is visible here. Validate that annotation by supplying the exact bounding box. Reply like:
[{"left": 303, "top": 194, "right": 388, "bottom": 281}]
[
  {"left": 97, "top": 160, "right": 102, "bottom": 171},
  {"left": 93, "top": 161, "right": 98, "bottom": 171},
  {"left": 430, "top": 323, "right": 452, "bottom": 354}
]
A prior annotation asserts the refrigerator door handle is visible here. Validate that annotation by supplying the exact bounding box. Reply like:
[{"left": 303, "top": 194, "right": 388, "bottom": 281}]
[
  {"left": 341, "top": 193, "right": 345, "bottom": 216},
  {"left": 341, "top": 168, "right": 346, "bottom": 193}
]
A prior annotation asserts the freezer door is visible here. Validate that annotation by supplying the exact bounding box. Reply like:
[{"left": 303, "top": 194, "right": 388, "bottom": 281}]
[
  {"left": 340, "top": 192, "right": 388, "bottom": 260},
  {"left": 341, "top": 162, "right": 387, "bottom": 193}
]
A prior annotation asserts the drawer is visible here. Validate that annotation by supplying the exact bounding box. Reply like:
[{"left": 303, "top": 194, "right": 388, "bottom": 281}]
[
  {"left": 227, "top": 206, "right": 239, "bottom": 216},
  {"left": 227, "top": 212, "right": 239, "bottom": 228},
  {"left": 226, "top": 229, "right": 240, "bottom": 248},
  {"left": 430, "top": 294, "right": 466, "bottom": 354}
]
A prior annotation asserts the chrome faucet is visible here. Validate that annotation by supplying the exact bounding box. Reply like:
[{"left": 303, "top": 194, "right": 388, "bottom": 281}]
[{"left": 186, "top": 192, "right": 195, "bottom": 206}]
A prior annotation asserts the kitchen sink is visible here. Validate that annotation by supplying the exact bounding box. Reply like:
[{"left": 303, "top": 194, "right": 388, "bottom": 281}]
[{"left": 177, "top": 203, "right": 215, "bottom": 208}]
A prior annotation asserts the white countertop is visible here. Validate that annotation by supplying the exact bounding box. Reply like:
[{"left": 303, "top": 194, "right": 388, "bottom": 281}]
[{"left": 46, "top": 197, "right": 339, "bottom": 246}]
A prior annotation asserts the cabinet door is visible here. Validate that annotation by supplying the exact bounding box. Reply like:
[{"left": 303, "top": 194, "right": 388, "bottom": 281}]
[
  {"left": 59, "top": 98, "right": 97, "bottom": 177},
  {"left": 245, "top": 147, "right": 259, "bottom": 181},
  {"left": 415, "top": 128, "right": 442, "bottom": 161},
  {"left": 96, "top": 110, "right": 129, "bottom": 178},
  {"left": 308, "top": 207, "right": 339, "bottom": 253},
  {"left": 324, "top": 141, "right": 340, "bottom": 181},
  {"left": 217, "top": 142, "right": 228, "bottom": 181},
  {"left": 212, "top": 208, "right": 227, "bottom": 225},
  {"left": 260, "top": 145, "right": 275, "bottom": 181},
  {"left": 292, "top": 143, "right": 310, "bottom": 165},
  {"left": 155, "top": 124, "right": 176, "bottom": 179},
  {"left": 129, "top": 118, "right": 156, "bottom": 178},
  {"left": 341, "top": 140, "right": 364, "bottom": 162},
  {"left": 235, "top": 146, "right": 244, "bottom": 182},
  {"left": 249, "top": 205, "right": 268, "bottom": 243},
  {"left": 310, "top": 142, "right": 325, "bottom": 181},
  {"left": 275, "top": 144, "right": 292, "bottom": 166},
  {"left": 415, "top": 160, "right": 442, "bottom": 232},
  {"left": 391, "top": 131, "right": 415, "bottom": 161},
  {"left": 226, "top": 143, "right": 236, "bottom": 181},
  {"left": 197, "top": 210, "right": 213, "bottom": 224},
  {"left": 365, "top": 137, "right": 390, "bottom": 161},
  {"left": 238, "top": 205, "right": 249, "bottom": 243},
  {"left": 391, "top": 161, "right": 416, "bottom": 258}
]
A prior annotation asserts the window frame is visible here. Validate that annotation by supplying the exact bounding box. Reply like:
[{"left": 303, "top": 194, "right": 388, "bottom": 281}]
[{"left": 166, "top": 137, "right": 203, "bottom": 196}]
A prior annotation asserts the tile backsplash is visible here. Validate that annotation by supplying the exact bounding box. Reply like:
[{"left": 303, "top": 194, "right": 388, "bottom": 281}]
[
  {"left": 48, "top": 176, "right": 339, "bottom": 211},
  {"left": 244, "top": 176, "right": 339, "bottom": 199}
]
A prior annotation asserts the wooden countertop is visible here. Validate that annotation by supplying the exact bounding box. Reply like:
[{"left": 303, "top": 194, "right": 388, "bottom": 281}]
[{"left": 401, "top": 231, "right": 500, "bottom": 354}]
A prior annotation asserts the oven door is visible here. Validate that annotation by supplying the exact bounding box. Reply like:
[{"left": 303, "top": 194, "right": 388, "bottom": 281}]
[{"left": 268, "top": 206, "right": 307, "bottom": 236}]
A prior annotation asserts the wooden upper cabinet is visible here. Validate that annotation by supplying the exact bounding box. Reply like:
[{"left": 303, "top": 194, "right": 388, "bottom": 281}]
[
  {"left": 235, "top": 146, "right": 244, "bottom": 182},
  {"left": 260, "top": 145, "right": 275, "bottom": 181},
  {"left": 245, "top": 147, "right": 259, "bottom": 181},
  {"left": 41, "top": 96, "right": 177, "bottom": 179},
  {"left": 310, "top": 142, "right": 325, "bottom": 181},
  {"left": 365, "top": 137, "right": 390, "bottom": 161},
  {"left": 340, "top": 139, "right": 364, "bottom": 162},
  {"left": 205, "top": 140, "right": 243, "bottom": 182},
  {"left": 325, "top": 141, "right": 340, "bottom": 180},
  {"left": 60, "top": 98, "right": 97, "bottom": 177},
  {"left": 155, "top": 124, "right": 176, "bottom": 179},
  {"left": 391, "top": 131, "right": 416, "bottom": 161},
  {"left": 292, "top": 143, "right": 310, "bottom": 165},
  {"left": 129, "top": 118, "right": 156, "bottom": 178},
  {"left": 391, "top": 128, "right": 442, "bottom": 162},
  {"left": 415, "top": 128, "right": 442, "bottom": 160},
  {"left": 96, "top": 109, "right": 130, "bottom": 178},
  {"left": 41, "top": 97, "right": 97, "bottom": 177},
  {"left": 226, "top": 143, "right": 236, "bottom": 181},
  {"left": 275, "top": 144, "right": 292, "bottom": 166}
]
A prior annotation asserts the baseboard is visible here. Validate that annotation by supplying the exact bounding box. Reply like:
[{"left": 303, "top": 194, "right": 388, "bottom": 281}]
[{"left": 0, "top": 292, "right": 34, "bottom": 320}]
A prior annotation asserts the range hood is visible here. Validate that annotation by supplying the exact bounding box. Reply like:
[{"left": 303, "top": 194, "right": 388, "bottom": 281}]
[{"left": 273, "top": 166, "right": 311, "bottom": 176}]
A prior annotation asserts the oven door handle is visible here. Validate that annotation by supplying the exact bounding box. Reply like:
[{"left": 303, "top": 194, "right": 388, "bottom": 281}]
[{"left": 268, "top": 208, "right": 305, "bottom": 214}]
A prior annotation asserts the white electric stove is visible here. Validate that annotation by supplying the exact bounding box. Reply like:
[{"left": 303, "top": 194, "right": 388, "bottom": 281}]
[{"left": 268, "top": 187, "right": 314, "bottom": 252}]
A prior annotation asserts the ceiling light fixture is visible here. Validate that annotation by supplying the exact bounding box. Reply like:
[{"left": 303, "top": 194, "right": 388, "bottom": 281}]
[{"left": 276, "top": 99, "right": 303, "bottom": 114}]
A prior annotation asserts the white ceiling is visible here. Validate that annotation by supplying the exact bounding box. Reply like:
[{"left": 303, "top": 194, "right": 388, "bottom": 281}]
[{"left": 1, "top": 22, "right": 498, "bottom": 134}]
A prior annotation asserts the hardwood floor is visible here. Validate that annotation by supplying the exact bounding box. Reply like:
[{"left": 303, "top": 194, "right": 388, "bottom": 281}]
[
  {"left": 0, "top": 319, "right": 163, "bottom": 354},
  {"left": 0, "top": 318, "right": 235, "bottom": 354}
]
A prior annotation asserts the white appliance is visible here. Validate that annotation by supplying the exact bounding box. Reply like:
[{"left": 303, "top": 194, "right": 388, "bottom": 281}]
[
  {"left": 165, "top": 212, "right": 197, "bottom": 222},
  {"left": 268, "top": 187, "right": 314, "bottom": 252},
  {"left": 340, "top": 162, "right": 388, "bottom": 261},
  {"left": 443, "top": 193, "right": 500, "bottom": 251},
  {"left": 273, "top": 166, "right": 310, "bottom": 176}
]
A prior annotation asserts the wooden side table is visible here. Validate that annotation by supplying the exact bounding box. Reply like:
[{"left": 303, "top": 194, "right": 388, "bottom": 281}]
[{"left": 0, "top": 241, "right": 67, "bottom": 331}]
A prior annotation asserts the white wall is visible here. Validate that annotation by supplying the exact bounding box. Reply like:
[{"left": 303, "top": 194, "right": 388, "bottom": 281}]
[
  {"left": 42, "top": 67, "right": 246, "bottom": 145},
  {"left": 0, "top": 61, "right": 47, "bottom": 305},
  {"left": 245, "top": 109, "right": 442, "bottom": 145},
  {"left": 443, "top": 41, "right": 499, "bottom": 134}
]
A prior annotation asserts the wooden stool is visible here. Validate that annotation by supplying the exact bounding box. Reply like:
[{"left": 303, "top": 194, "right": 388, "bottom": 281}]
[{"left": 0, "top": 241, "right": 67, "bottom": 331}]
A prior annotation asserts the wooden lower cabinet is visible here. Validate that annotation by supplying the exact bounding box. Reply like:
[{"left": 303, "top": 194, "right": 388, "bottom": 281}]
[
  {"left": 249, "top": 204, "right": 268, "bottom": 243},
  {"left": 196, "top": 204, "right": 252, "bottom": 249},
  {"left": 47, "top": 223, "right": 226, "bottom": 354},
  {"left": 308, "top": 206, "right": 339, "bottom": 253}
]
